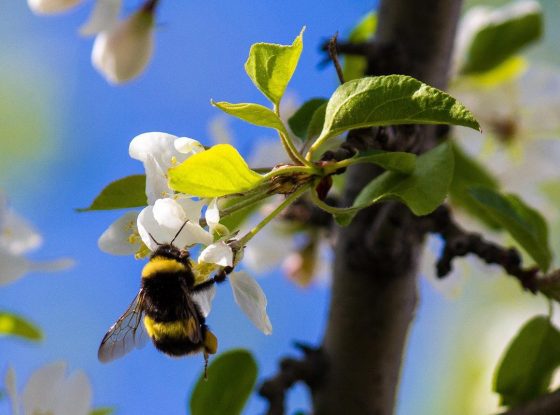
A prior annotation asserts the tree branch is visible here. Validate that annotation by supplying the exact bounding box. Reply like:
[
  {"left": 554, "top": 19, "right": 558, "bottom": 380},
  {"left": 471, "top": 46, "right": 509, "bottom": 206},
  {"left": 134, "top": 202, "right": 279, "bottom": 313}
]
[
  {"left": 420, "top": 205, "right": 539, "bottom": 293},
  {"left": 498, "top": 389, "right": 560, "bottom": 415},
  {"left": 312, "top": 1, "right": 464, "bottom": 414},
  {"left": 259, "top": 343, "right": 326, "bottom": 415}
]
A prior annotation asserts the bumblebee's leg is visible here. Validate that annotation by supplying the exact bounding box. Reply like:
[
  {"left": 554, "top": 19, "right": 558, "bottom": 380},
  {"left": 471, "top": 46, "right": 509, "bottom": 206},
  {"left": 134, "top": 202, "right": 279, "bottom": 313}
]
[
  {"left": 192, "top": 266, "right": 232, "bottom": 293},
  {"left": 201, "top": 327, "right": 218, "bottom": 380}
]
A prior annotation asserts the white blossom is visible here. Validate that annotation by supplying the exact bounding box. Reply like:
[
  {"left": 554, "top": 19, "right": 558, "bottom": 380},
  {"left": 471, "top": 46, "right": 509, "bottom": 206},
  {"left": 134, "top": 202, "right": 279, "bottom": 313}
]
[
  {"left": 79, "top": 0, "right": 122, "bottom": 36},
  {"left": 91, "top": 7, "right": 155, "bottom": 84},
  {"left": 5, "top": 362, "right": 92, "bottom": 415},
  {"left": 137, "top": 197, "right": 213, "bottom": 251},
  {"left": 28, "top": 0, "right": 82, "bottom": 15},
  {"left": 97, "top": 210, "right": 141, "bottom": 255},
  {"left": 229, "top": 271, "right": 272, "bottom": 334},
  {"left": 0, "top": 194, "right": 73, "bottom": 286},
  {"left": 129, "top": 132, "right": 203, "bottom": 204}
]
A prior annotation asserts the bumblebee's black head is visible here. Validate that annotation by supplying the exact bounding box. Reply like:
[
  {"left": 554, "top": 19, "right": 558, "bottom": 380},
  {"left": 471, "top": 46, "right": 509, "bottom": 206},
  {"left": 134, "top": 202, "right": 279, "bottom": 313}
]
[{"left": 151, "top": 243, "right": 190, "bottom": 262}]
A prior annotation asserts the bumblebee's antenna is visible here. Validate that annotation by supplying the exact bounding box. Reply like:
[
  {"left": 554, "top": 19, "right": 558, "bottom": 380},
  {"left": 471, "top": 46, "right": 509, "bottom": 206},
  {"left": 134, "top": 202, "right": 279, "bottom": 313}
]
[
  {"left": 148, "top": 233, "right": 161, "bottom": 246},
  {"left": 170, "top": 220, "right": 189, "bottom": 246}
]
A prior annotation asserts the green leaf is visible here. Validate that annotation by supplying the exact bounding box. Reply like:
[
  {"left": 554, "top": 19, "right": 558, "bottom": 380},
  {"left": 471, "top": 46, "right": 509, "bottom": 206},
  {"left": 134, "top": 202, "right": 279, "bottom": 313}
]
[
  {"left": 168, "top": 144, "right": 263, "bottom": 197},
  {"left": 78, "top": 175, "right": 147, "bottom": 212},
  {"left": 288, "top": 98, "right": 328, "bottom": 139},
  {"left": 244, "top": 27, "right": 305, "bottom": 106},
  {"left": 334, "top": 142, "right": 454, "bottom": 225},
  {"left": 449, "top": 143, "right": 501, "bottom": 229},
  {"left": 470, "top": 187, "right": 551, "bottom": 271},
  {"left": 343, "top": 12, "right": 377, "bottom": 81},
  {"left": 307, "top": 102, "right": 328, "bottom": 141},
  {"left": 89, "top": 408, "right": 115, "bottom": 415},
  {"left": 211, "top": 101, "right": 288, "bottom": 136},
  {"left": 348, "top": 150, "right": 416, "bottom": 174},
  {"left": 494, "top": 316, "right": 560, "bottom": 407},
  {"left": 318, "top": 75, "right": 481, "bottom": 143},
  {"left": 190, "top": 349, "right": 257, "bottom": 415},
  {"left": 0, "top": 312, "right": 42, "bottom": 341},
  {"left": 460, "top": 2, "right": 543, "bottom": 75}
]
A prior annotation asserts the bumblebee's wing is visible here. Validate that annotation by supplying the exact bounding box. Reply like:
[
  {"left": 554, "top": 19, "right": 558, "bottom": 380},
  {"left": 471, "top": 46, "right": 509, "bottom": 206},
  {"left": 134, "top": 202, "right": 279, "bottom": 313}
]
[
  {"left": 98, "top": 290, "right": 149, "bottom": 363},
  {"left": 184, "top": 292, "right": 204, "bottom": 344}
]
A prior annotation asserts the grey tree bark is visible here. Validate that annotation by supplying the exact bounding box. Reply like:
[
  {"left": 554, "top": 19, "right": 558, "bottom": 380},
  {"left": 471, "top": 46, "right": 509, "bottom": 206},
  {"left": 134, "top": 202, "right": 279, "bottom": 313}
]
[{"left": 312, "top": 1, "right": 463, "bottom": 414}]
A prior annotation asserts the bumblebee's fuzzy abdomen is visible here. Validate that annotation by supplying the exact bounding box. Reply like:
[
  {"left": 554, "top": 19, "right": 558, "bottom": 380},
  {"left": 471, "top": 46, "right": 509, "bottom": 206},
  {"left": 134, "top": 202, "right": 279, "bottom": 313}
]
[{"left": 143, "top": 315, "right": 205, "bottom": 356}]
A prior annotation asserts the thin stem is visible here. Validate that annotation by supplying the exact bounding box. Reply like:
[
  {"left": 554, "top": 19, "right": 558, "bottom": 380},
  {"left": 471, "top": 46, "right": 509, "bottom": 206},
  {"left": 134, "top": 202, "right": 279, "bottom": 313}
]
[
  {"left": 238, "top": 184, "right": 311, "bottom": 246},
  {"left": 279, "top": 130, "right": 314, "bottom": 167},
  {"left": 262, "top": 165, "right": 319, "bottom": 181},
  {"left": 220, "top": 191, "right": 271, "bottom": 218},
  {"left": 309, "top": 181, "right": 355, "bottom": 215},
  {"left": 305, "top": 133, "right": 330, "bottom": 162},
  {"left": 274, "top": 103, "right": 314, "bottom": 168},
  {"left": 327, "top": 33, "right": 345, "bottom": 85}
]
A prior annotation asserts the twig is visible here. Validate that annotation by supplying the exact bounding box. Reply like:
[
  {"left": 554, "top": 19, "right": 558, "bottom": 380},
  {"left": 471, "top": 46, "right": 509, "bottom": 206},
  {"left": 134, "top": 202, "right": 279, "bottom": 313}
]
[
  {"left": 421, "top": 205, "right": 539, "bottom": 293},
  {"left": 326, "top": 33, "right": 345, "bottom": 84},
  {"left": 258, "top": 343, "right": 326, "bottom": 415},
  {"left": 498, "top": 389, "right": 560, "bottom": 415}
]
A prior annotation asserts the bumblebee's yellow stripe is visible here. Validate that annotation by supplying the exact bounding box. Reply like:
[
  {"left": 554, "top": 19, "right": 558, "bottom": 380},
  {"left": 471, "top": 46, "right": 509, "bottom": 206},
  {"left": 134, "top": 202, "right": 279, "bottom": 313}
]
[
  {"left": 141, "top": 257, "right": 186, "bottom": 279},
  {"left": 144, "top": 315, "right": 197, "bottom": 340}
]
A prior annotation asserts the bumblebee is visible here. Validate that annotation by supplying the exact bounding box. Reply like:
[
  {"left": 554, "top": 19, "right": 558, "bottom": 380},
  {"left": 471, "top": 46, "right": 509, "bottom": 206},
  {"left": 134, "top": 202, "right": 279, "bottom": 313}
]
[{"left": 98, "top": 238, "right": 226, "bottom": 367}]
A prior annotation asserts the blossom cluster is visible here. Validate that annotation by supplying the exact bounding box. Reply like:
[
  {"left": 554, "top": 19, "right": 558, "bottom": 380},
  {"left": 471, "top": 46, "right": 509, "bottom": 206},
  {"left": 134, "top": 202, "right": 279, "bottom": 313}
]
[
  {"left": 0, "top": 193, "right": 73, "bottom": 286},
  {"left": 99, "top": 132, "right": 272, "bottom": 334},
  {"left": 28, "top": 0, "right": 155, "bottom": 84}
]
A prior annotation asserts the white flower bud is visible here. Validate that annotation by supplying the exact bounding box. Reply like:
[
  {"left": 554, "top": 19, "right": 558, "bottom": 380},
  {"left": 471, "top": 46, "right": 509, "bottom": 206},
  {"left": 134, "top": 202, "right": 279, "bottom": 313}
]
[
  {"left": 91, "top": 8, "right": 155, "bottom": 84},
  {"left": 28, "top": 0, "right": 81, "bottom": 15}
]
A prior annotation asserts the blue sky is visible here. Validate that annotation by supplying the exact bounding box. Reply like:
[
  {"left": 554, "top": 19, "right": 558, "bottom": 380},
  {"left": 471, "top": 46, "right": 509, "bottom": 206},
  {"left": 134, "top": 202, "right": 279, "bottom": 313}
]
[{"left": 0, "top": 1, "right": 471, "bottom": 414}]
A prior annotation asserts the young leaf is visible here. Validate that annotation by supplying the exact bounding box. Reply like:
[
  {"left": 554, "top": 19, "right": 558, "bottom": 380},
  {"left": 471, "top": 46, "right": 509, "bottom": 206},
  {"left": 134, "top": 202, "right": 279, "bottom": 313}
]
[
  {"left": 494, "top": 316, "right": 560, "bottom": 407},
  {"left": 334, "top": 142, "right": 454, "bottom": 225},
  {"left": 449, "top": 143, "right": 501, "bottom": 229},
  {"left": 470, "top": 187, "right": 551, "bottom": 271},
  {"left": 190, "top": 349, "right": 257, "bottom": 415},
  {"left": 306, "top": 101, "right": 328, "bottom": 141},
  {"left": 460, "top": 2, "right": 543, "bottom": 75},
  {"left": 211, "top": 101, "right": 289, "bottom": 136},
  {"left": 317, "top": 75, "right": 480, "bottom": 143},
  {"left": 0, "top": 312, "right": 42, "bottom": 341},
  {"left": 78, "top": 175, "right": 147, "bottom": 211},
  {"left": 168, "top": 144, "right": 263, "bottom": 197},
  {"left": 348, "top": 150, "right": 416, "bottom": 174},
  {"left": 343, "top": 12, "right": 377, "bottom": 81},
  {"left": 288, "top": 98, "right": 328, "bottom": 139},
  {"left": 244, "top": 27, "right": 304, "bottom": 106}
]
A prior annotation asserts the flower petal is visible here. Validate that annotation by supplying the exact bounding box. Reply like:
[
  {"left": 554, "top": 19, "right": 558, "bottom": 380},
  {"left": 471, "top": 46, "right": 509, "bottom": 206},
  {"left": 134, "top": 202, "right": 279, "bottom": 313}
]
[
  {"left": 144, "top": 155, "right": 170, "bottom": 204},
  {"left": 129, "top": 132, "right": 177, "bottom": 163},
  {"left": 79, "top": 0, "right": 122, "bottom": 36},
  {"left": 0, "top": 211, "right": 42, "bottom": 255},
  {"left": 192, "top": 285, "right": 216, "bottom": 318},
  {"left": 28, "top": 0, "right": 81, "bottom": 15},
  {"left": 229, "top": 271, "right": 272, "bottom": 334},
  {"left": 137, "top": 205, "right": 174, "bottom": 251},
  {"left": 0, "top": 250, "right": 30, "bottom": 287},
  {"left": 138, "top": 204, "right": 212, "bottom": 250},
  {"left": 98, "top": 211, "right": 141, "bottom": 255},
  {"left": 176, "top": 197, "right": 206, "bottom": 224},
  {"left": 22, "top": 361, "right": 66, "bottom": 415},
  {"left": 91, "top": 9, "right": 155, "bottom": 84},
  {"left": 54, "top": 371, "right": 92, "bottom": 415},
  {"left": 198, "top": 241, "right": 233, "bottom": 267},
  {"left": 205, "top": 198, "right": 220, "bottom": 228},
  {"left": 153, "top": 198, "right": 187, "bottom": 230},
  {"left": 4, "top": 366, "right": 19, "bottom": 415},
  {"left": 174, "top": 137, "right": 205, "bottom": 155}
]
